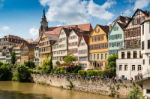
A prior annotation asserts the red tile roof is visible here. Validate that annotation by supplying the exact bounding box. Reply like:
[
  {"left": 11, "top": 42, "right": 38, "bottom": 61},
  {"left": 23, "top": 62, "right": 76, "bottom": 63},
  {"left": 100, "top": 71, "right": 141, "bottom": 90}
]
[{"left": 44, "top": 23, "right": 92, "bottom": 36}]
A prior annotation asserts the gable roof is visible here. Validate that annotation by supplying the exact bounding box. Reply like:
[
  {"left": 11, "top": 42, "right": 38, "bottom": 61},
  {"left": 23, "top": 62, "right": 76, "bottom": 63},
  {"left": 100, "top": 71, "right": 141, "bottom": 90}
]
[
  {"left": 97, "top": 24, "right": 109, "bottom": 34},
  {"left": 125, "top": 9, "right": 150, "bottom": 27},
  {"left": 45, "top": 23, "right": 92, "bottom": 36}
]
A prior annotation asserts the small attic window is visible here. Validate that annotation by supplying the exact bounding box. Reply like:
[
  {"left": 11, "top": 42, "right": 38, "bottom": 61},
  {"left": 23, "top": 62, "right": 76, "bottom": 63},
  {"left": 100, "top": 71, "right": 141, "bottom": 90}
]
[{"left": 95, "top": 27, "right": 100, "bottom": 33}]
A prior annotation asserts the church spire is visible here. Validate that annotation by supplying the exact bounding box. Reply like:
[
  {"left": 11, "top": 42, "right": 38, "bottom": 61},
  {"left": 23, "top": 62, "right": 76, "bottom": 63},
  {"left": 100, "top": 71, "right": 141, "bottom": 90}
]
[
  {"left": 42, "top": 8, "right": 46, "bottom": 19},
  {"left": 39, "top": 8, "right": 48, "bottom": 37}
]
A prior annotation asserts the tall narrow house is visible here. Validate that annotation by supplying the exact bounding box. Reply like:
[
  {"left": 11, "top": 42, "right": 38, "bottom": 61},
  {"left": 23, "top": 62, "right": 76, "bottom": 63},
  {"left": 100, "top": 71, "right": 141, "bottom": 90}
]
[
  {"left": 108, "top": 16, "right": 131, "bottom": 55},
  {"left": 89, "top": 25, "right": 109, "bottom": 70}
]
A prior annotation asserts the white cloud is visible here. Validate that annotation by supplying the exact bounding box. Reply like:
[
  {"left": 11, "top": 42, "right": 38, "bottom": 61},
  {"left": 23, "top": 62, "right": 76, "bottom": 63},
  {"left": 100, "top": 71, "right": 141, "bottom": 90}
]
[
  {"left": 39, "top": 0, "right": 115, "bottom": 25},
  {"left": 0, "top": 26, "right": 11, "bottom": 37},
  {"left": 29, "top": 27, "right": 39, "bottom": 40},
  {"left": 87, "top": 0, "right": 115, "bottom": 20},
  {"left": 133, "top": 0, "right": 150, "bottom": 10}
]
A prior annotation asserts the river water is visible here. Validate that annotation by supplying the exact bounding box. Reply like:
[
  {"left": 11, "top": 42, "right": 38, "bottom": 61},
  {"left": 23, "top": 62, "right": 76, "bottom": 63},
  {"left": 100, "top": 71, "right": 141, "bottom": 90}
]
[{"left": 0, "top": 81, "right": 114, "bottom": 99}]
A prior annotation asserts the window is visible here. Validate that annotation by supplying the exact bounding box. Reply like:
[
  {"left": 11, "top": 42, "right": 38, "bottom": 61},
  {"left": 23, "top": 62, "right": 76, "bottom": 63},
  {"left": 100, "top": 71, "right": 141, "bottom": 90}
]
[
  {"left": 101, "top": 54, "right": 103, "bottom": 59},
  {"left": 142, "top": 41, "right": 144, "bottom": 50},
  {"left": 132, "top": 65, "right": 135, "bottom": 71},
  {"left": 138, "top": 65, "right": 141, "bottom": 71},
  {"left": 133, "top": 51, "right": 137, "bottom": 58},
  {"left": 143, "top": 59, "right": 145, "bottom": 65},
  {"left": 148, "top": 40, "right": 150, "bottom": 49},
  {"left": 149, "top": 21, "right": 150, "bottom": 33},
  {"left": 127, "top": 51, "right": 131, "bottom": 58},
  {"left": 139, "top": 51, "right": 142, "bottom": 58},
  {"left": 142, "top": 24, "right": 144, "bottom": 35},
  {"left": 146, "top": 89, "right": 150, "bottom": 94},
  {"left": 97, "top": 54, "right": 99, "bottom": 59},
  {"left": 124, "top": 65, "right": 128, "bottom": 71},
  {"left": 121, "top": 52, "right": 125, "bottom": 59},
  {"left": 119, "top": 65, "right": 122, "bottom": 71}
]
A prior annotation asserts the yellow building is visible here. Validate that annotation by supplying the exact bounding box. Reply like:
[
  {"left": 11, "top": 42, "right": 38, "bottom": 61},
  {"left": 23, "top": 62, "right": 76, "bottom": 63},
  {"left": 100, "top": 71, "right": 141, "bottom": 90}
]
[{"left": 89, "top": 25, "right": 109, "bottom": 70}]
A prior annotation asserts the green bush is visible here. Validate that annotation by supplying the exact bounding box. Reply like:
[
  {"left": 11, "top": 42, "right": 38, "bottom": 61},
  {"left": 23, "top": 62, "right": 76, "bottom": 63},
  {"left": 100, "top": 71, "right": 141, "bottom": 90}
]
[
  {"left": 41, "top": 58, "right": 53, "bottom": 73},
  {"left": 78, "top": 70, "right": 87, "bottom": 76},
  {"left": 86, "top": 70, "right": 99, "bottom": 76},
  {"left": 15, "top": 65, "right": 31, "bottom": 82},
  {"left": 53, "top": 67, "right": 66, "bottom": 74},
  {"left": 128, "top": 85, "right": 142, "bottom": 99},
  {"left": 0, "top": 63, "right": 12, "bottom": 80},
  {"left": 24, "top": 61, "right": 36, "bottom": 69}
]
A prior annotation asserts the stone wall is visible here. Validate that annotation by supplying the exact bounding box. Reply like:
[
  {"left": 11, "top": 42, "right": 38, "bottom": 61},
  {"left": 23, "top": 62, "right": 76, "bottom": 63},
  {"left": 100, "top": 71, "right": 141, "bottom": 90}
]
[{"left": 32, "top": 74, "right": 134, "bottom": 98}]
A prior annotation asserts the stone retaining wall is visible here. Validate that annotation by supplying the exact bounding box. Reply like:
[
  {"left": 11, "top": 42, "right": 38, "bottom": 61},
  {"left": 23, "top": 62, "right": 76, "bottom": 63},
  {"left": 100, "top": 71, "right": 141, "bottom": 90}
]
[{"left": 32, "top": 74, "right": 134, "bottom": 98}]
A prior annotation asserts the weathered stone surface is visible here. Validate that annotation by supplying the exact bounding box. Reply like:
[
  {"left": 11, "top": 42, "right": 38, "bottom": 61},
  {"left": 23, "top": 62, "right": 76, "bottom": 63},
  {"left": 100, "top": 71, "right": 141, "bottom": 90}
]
[{"left": 32, "top": 74, "right": 134, "bottom": 98}]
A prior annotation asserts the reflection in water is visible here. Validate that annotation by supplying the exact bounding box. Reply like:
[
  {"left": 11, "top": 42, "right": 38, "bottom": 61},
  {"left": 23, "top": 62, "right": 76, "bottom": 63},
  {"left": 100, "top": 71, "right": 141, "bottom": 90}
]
[
  {"left": 0, "top": 81, "right": 114, "bottom": 99},
  {"left": 0, "top": 90, "right": 52, "bottom": 99}
]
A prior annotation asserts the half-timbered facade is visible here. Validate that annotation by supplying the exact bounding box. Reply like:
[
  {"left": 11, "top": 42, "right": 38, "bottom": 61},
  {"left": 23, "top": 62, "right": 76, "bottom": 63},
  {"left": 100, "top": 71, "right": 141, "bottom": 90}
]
[{"left": 124, "top": 9, "right": 150, "bottom": 49}]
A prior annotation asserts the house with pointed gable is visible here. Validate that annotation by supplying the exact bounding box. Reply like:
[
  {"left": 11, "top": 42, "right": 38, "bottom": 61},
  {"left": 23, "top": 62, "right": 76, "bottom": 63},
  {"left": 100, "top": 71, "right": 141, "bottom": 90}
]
[{"left": 89, "top": 24, "right": 109, "bottom": 70}]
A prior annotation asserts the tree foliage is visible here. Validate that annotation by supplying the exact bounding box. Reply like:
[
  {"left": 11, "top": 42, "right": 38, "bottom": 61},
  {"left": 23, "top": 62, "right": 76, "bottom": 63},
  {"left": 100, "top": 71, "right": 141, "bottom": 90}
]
[
  {"left": 41, "top": 57, "right": 53, "bottom": 73},
  {"left": 0, "top": 63, "right": 12, "bottom": 80},
  {"left": 128, "top": 85, "right": 142, "bottom": 99},
  {"left": 106, "top": 54, "right": 118, "bottom": 77},
  {"left": 24, "top": 61, "right": 35, "bottom": 69},
  {"left": 64, "top": 54, "right": 77, "bottom": 65},
  {"left": 11, "top": 51, "right": 17, "bottom": 65},
  {"left": 16, "top": 65, "right": 31, "bottom": 82}
]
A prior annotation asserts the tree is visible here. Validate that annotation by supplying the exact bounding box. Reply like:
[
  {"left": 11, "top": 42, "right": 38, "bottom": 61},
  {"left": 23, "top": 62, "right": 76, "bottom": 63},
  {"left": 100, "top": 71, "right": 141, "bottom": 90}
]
[
  {"left": 16, "top": 65, "right": 31, "bottom": 82},
  {"left": 0, "top": 63, "right": 12, "bottom": 80},
  {"left": 42, "top": 57, "right": 53, "bottom": 73},
  {"left": 106, "top": 54, "right": 118, "bottom": 77},
  {"left": 11, "top": 51, "right": 16, "bottom": 65},
  {"left": 24, "top": 61, "right": 35, "bottom": 68},
  {"left": 128, "top": 85, "right": 142, "bottom": 99},
  {"left": 64, "top": 54, "right": 77, "bottom": 65}
]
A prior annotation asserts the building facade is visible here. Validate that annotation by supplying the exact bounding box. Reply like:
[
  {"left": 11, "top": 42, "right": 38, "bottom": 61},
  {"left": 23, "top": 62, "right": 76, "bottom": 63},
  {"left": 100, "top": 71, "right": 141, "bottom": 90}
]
[
  {"left": 78, "top": 35, "right": 91, "bottom": 69},
  {"left": 52, "top": 28, "right": 70, "bottom": 65},
  {"left": 141, "top": 18, "right": 150, "bottom": 78},
  {"left": 116, "top": 49, "right": 142, "bottom": 80},
  {"left": 116, "top": 9, "right": 150, "bottom": 80},
  {"left": 108, "top": 16, "right": 130, "bottom": 55},
  {"left": 124, "top": 9, "right": 150, "bottom": 49},
  {"left": 89, "top": 25, "right": 109, "bottom": 70}
]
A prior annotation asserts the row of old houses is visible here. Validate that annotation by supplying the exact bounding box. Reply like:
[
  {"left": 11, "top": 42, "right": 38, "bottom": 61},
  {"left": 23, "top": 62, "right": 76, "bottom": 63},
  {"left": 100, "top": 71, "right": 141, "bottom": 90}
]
[
  {"left": 1, "top": 9, "right": 150, "bottom": 81},
  {"left": 36, "top": 9, "right": 150, "bottom": 75}
]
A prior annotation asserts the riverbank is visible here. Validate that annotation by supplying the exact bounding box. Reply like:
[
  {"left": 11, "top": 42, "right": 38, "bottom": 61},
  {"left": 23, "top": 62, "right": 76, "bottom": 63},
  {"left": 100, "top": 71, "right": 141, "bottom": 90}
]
[{"left": 32, "top": 74, "right": 134, "bottom": 98}]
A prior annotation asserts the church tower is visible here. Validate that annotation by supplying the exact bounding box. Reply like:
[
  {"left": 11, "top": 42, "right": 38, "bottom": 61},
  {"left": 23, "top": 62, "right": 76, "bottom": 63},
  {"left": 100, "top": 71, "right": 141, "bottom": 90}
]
[{"left": 39, "top": 9, "right": 48, "bottom": 37}]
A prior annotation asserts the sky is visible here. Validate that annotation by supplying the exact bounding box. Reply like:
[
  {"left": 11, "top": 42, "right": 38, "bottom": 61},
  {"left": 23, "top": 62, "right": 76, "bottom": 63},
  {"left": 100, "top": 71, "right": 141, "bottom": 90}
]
[{"left": 0, "top": 0, "right": 150, "bottom": 40}]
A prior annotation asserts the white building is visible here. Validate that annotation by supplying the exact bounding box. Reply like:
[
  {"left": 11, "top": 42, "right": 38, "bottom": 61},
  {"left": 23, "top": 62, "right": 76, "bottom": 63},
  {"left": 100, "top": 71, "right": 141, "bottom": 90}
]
[
  {"left": 52, "top": 28, "right": 70, "bottom": 65},
  {"left": 141, "top": 17, "right": 150, "bottom": 77},
  {"left": 68, "top": 30, "right": 79, "bottom": 57},
  {"left": 140, "top": 18, "right": 150, "bottom": 97},
  {"left": 34, "top": 46, "right": 40, "bottom": 66},
  {"left": 116, "top": 49, "right": 142, "bottom": 80},
  {"left": 78, "top": 35, "right": 91, "bottom": 69}
]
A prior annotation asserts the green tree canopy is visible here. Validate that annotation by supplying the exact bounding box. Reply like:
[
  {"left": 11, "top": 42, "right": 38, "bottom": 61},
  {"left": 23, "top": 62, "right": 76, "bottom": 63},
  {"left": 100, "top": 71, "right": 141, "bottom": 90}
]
[
  {"left": 64, "top": 54, "right": 77, "bottom": 65},
  {"left": 106, "top": 54, "right": 118, "bottom": 77},
  {"left": 11, "top": 51, "right": 16, "bottom": 65}
]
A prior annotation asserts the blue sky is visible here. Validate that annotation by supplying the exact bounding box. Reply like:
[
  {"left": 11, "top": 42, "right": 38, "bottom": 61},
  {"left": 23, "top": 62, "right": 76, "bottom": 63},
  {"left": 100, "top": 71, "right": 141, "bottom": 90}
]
[{"left": 0, "top": 0, "right": 150, "bottom": 40}]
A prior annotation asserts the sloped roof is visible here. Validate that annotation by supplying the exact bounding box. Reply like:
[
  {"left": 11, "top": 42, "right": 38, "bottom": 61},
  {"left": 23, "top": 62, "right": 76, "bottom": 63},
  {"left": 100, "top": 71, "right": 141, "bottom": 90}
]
[
  {"left": 125, "top": 9, "right": 150, "bottom": 27},
  {"left": 97, "top": 25, "right": 109, "bottom": 34},
  {"left": 45, "top": 23, "right": 92, "bottom": 36}
]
